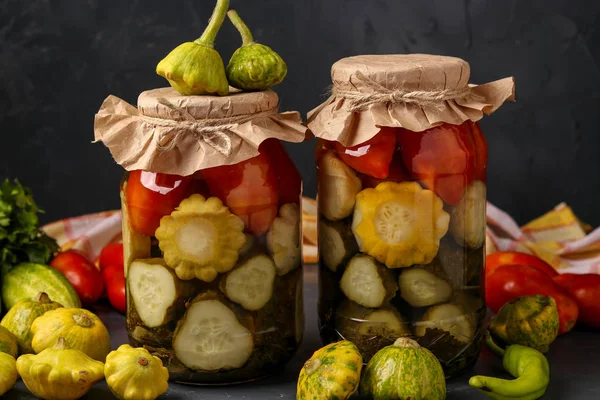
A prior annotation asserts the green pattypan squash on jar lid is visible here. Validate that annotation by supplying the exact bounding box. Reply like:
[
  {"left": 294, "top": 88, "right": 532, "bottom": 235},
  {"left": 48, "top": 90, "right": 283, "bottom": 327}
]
[
  {"left": 226, "top": 10, "right": 288, "bottom": 91},
  {"left": 156, "top": 0, "right": 230, "bottom": 96},
  {"left": 360, "top": 337, "right": 446, "bottom": 400}
]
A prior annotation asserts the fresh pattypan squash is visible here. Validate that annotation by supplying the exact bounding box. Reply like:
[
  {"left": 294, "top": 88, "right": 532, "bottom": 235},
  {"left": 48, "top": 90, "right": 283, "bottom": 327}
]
[
  {"left": 297, "top": 340, "right": 363, "bottom": 400},
  {"left": 0, "top": 325, "right": 18, "bottom": 358},
  {"left": 105, "top": 344, "right": 169, "bottom": 400},
  {"left": 359, "top": 337, "right": 446, "bottom": 400},
  {"left": 16, "top": 337, "right": 104, "bottom": 400},
  {"left": 30, "top": 307, "right": 111, "bottom": 362},
  {"left": 0, "top": 352, "right": 18, "bottom": 396},
  {"left": 156, "top": 0, "right": 229, "bottom": 96},
  {"left": 0, "top": 292, "right": 63, "bottom": 354},
  {"left": 226, "top": 10, "right": 287, "bottom": 91}
]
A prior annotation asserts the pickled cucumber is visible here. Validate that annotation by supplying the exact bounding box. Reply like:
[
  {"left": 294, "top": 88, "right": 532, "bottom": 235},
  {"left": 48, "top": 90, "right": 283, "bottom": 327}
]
[
  {"left": 339, "top": 254, "right": 398, "bottom": 308},
  {"left": 318, "top": 218, "right": 358, "bottom": 272},
  {"left": 336, "top": 300, "right": 410, "bottom": 361},
  {"left": 172, "top": 292, "right": 254, "bottom": 371},
  {"left": 415, "top": 303, "right": 476, "bottom": 344},
  {"left": 120, "top": 185, "right": 151, "bottom": 275},
  {"left": 266, "top": 203, "right": 301, "bottom": 276},
  {"left": 318, "top": 151, "right": 362, "bottom": 221},
  {"left": 398, "top": 267, "right": 452, "bottom": 307},
  {"left": 450, "top": 181, "right": 487, "bottom": 249},
  {"left": 128, "top": 258, "right": 196, "bottom": 328},
  {"left": 219, "top": 254, "right": 277, "bottom": 311}
]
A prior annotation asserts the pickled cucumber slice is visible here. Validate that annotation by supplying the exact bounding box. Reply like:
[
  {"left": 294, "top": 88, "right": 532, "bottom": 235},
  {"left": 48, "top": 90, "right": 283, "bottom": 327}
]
[
  {"left": 173, "top": 295, "right": 253, "bottom": 371},
  {"left": 352, "top": 182, "right": 450, "bottom": 269},
  {"left": 415, "top": 303, "right": 476, "bottom": 344},
  {"left": 266, "top": 203, "right": 301, "bottom": 276},
  {"left": 398, "top": 267, "right": 452, "bottom": 307},
  {"left": 155, "top": 194, "right": 246, "bottom": 282},
  {"left": 450, "top": 181, "right": 487, "bottom": 249},
  {"left": 318, "top": 218, "right": 358, "bottom": 272},
  {"left": 336, "top": 300, "right": 410, "bottom": 361},
  {"left": 339, "top": 254, "right": 398, "bottom": 308},
  {"left": 220, "top": 254, "right": 276, "bottom": 311},
  {"left": 128, "top": 258, "right": 195, "bottom": 328},
  {"left": 318, "top": 151, "right": 362, "bottom": 221},
  {"left": 120, "top": 185, "right": 151, "bottom": 275}
]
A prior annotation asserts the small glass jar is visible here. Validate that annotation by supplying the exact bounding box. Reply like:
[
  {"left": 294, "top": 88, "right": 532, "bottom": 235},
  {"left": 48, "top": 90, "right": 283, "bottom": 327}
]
[
  {"left": 309, "top": 54, "right": 514, "bottom": 377},
  {"left": 96, "top": 88, "right": 307, "bottom": 384}
]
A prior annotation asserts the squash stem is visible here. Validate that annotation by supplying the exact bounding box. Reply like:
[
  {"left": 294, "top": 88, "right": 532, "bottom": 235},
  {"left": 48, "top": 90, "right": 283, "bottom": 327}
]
[
  {"left": 53, "top": 337, "right": 70, "bottom": 350},
  {"left": 35, "top": 292, "right": 52, "bottom": 304},
  {"left": 72, "top": 313, "right": 95, "bottom": 328},
  {"left": 138, "top": 357, "right": 149, "bottom": 367},
  {"left": 195, "top": 0, "right": 230, "bottom": 48},
  {"left": 485, "top": 330, "right": 506, "bottom": 358},
  {"left": 227, "top": 10, "right": 255, "bottom": 45}
]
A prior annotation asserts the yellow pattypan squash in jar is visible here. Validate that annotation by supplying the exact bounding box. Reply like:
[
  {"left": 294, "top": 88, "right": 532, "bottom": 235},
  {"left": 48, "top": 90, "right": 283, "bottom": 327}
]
[
  {"left": 17, "top": 337, "right": 104, "bottom": 400},
  {"left": 352, "top": 182, "right": 450, "bottom": 268},
  {"left": 105, "top": 344, "right": 169, "bottom": 400},
  {"left": 0, "top": 352, "right": 18, "bottom": 396},
  {"left": 30, "top": 308, "right": 111, "bottom": 362}
]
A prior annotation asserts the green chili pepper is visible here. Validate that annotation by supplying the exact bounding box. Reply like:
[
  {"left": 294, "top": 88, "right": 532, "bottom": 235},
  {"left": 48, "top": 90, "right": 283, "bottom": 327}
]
[{"left": 469, "top": 344, "right": 550, "bottom": 400}]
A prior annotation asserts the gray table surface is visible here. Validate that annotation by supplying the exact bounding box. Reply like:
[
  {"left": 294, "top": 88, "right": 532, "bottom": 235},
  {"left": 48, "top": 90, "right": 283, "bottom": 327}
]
[{"left": 6, "top": 266, "right": 600, "bottom": 399}]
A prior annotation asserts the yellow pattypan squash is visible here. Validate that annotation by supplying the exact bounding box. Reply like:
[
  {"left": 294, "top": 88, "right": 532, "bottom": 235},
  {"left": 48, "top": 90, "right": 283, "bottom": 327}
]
[
  {"left": 31, "top": 308, "right": 111, "bottom": 362},
  {"left": 105, "top": 344, "right": 169, "bottom": 400},
  {"left": 297, "top": 340, "right": 363, "bottom": 400},
  {"left": 352, "top": 182, "right": 450, "bottom": 268},
  {"left": 17, "top": 337, "right": 104, "bottom": 400},
  {"left": 0, "top": 352, "right": 18, "bottom": 396}
]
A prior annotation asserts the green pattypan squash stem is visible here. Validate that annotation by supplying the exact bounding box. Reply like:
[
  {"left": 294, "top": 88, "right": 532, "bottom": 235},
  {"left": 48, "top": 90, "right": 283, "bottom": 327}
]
[
  {"left": 227, "top": 10, "right": 254, "bottom": 45},
  {"left": 196, "top": 0, "right": 230, "bottom": 48}
]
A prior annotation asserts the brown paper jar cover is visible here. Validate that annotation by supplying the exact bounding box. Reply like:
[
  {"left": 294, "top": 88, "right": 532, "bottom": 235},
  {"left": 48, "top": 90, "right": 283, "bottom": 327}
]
[
  {"left": 94, "top": 87, "right": 308, "bottom": 176},
  {"left": 307, "top": 54, "right": 515, "bottom": 147}
]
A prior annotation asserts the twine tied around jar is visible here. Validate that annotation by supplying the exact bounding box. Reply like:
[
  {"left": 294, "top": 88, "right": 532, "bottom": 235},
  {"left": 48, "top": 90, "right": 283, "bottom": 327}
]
[
  {"left": 141, "top": 98, "right": 277, "bottom": 156},
  {"left": 330, "top": 71, "right": 475, "bottom": 112}
]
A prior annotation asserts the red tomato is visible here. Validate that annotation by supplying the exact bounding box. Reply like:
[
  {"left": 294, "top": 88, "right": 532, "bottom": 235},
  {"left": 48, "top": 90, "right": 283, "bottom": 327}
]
[
  {"left": 397, "top": 121, "right": 478, "bottom": 205},
  {"left": 103, "top": 264, "right": 126, "bottom": 313},
  {"left": 471, "top": 121, "right": 488, "bottom": 181},
  {"left": 50, "top": 250, "right": 104, "bottom": 307},
  {"left": 202, "top": 152, "right": 279, "bottom": 235},
  {"left": 261, "top": 139, "right": 302, "bottom": 205},
  {"left": 334, "top": 127, "right": 396, "bottom": 179},
  {"left": 358, "top": 151, "right": 411, "bottom": 188},
  {"left": 486, "top": 264, "right": 578, "bottom": 334},
  {"left": 486, "top": 251, "right": 558, "bottom": 278},
  {"left": 554, "top": 274, "right": 600, "bottom": 329},
  {"left": 98, "top": 243, "right": 124, "bottom": 271},
  {"left": 126, "top": 171, "right": 200, "bottom": 237}
]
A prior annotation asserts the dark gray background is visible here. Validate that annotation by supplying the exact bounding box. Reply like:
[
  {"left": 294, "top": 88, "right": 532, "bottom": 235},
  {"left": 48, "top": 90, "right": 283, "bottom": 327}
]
[{"left": 1, "top": 0, "right": 599, "bottom": 226}]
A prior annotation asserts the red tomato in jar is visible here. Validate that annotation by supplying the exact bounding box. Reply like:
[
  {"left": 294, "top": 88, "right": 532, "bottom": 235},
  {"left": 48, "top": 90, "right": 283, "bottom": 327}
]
[
  {"left": 486, "top": 264, "right": 578, "bottom": 334},
  {"left": 103, "top": 264, "right": 126, "bottom": 313},
  {"left": 50, "top": 250, "right": 104, "bottom": 307},
  {"left": 470, "top": 121, "right": 488, "bottom": 182},
  {"left": 334, "top": 127, "right": 397, "bottom": 179},
  {"left": 125, "top": 171, "right": 201, "bottom": 237},
  {"left": 397, "top": 121, "right": 484, "bottom": 205},
  {"left": 486, "top": 251, "right": 558, "bottom": 278},
  {"left": 98, "top": 243, "right": 124, "bottom": 271},
  {"left": 554, "top": 274, "right": 600, "bottom": 329},
  {"left": 358, "top": 150, "right": 412, "bottom": 188},
  {"left": 202, "top": 151, "right": 279, "bottom": 235},
  {"left": 260, "top": 139, "right": 302, "bottom": 205}
]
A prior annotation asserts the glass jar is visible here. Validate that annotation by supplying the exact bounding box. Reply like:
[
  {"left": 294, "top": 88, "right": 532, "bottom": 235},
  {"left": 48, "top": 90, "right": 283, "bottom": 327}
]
[
  {"left": 309, "top": 54, "right": 514, "bottom": 377},
  {"left": 96, "top": 88, "right": 307, "bottom": 384}
]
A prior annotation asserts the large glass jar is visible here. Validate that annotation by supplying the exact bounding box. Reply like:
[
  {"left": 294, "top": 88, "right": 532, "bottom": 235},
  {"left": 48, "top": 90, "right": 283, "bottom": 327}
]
[
  {"left": 95, "top": 88, "right": 307, "bottom": 384},
  {"left": 308, "top": 54, "right": 515, "bottom": 377}
]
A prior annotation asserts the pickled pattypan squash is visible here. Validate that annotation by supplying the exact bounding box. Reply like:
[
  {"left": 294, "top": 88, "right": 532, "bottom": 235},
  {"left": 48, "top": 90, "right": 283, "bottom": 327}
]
[
  {"left": 226, "top": 10, "right": 287, "bottom": 91},
  {"left": 31, "top": 308, "right": 111, "bottom": 362},
  {"left": 155, "top": 194, "right": 246, "bottom": 282},
  {"left": 352, "top": 182, "right": 450, "bottom": 268},
  {"left": 0, "top": 352, "right": 18, "bottom": 396},
  {"left": 17, "top": 337, "right": 104, "bottom": 400},
  {"left": 297, "top": 340, "right": 363, "bottom": 400},
  {"left": 105, "top": 345, "right": 169, "bottom": 400},
  {"left": 156, "top": 0, "right": 229, "bottom": 96}
]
